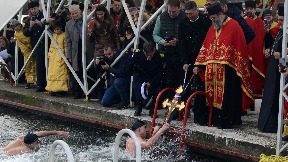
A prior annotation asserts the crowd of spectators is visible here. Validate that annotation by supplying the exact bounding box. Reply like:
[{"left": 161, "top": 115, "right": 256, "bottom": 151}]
[{"left": 0, "top": 0, "right": 287, "bottom": 132}]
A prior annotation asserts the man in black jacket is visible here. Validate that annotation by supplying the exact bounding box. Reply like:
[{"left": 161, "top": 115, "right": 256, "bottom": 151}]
[
  {"left": 95, "top": 44, "right": 130, "bottom": 109},
  {"left": 178, "top": 1, "right": 211, "bottom": 124},
  {"left": 23, "top": 1, "right": 46, "bottom": 92},
  {"left": 220, "top": 0, "right": 255, "bottom": 45},
  {"left": 129, "top": 42, "right": 163, "bottom": 117}
]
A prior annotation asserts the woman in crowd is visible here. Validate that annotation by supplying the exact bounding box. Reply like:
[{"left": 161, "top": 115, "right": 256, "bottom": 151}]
[
  {"left": 89, "top": 5, "right": 120, "bottom": 59},
  {"left": 45, "top": 20, "right": 68, "bottom": 96},
  {"left": 0, "top": 36, "right": 11, "bottom": 80}
]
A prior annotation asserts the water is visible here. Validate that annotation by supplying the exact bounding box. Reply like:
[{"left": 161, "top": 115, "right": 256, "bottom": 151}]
[{"left": 0, "top": 105, "right": 229, "bottom": 162}]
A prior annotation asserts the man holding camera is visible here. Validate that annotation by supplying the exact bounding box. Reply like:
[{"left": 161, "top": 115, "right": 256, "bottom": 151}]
[
  {"left": 23, "top": 1, "right": 46, "bottom": 92},
  {"left": 153, "top": 0, "right": 186, "bottom": 88},
  {"left": 95, "top": 44, "right": 130, "bottom": 109}
]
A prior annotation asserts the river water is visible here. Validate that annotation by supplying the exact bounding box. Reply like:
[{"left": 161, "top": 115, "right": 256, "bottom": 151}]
[{"left": 0, "top": 105, "right": 229, "bottom": 162}]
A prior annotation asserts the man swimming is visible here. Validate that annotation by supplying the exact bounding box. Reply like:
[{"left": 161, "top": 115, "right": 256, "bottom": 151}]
[
  {"left": 0, "top": 130, "right": 69, "bottom": 155},
  {"left": 126, "top": 120, "right": 170, "bottom": 156}
]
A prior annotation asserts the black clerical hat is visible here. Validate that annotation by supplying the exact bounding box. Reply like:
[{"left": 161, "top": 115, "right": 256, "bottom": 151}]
[
  {"left": 245, "top": 1, "right": 256, "bottom": 9},
  {"left": 228, "top": 2, "right": 243, "bottom": 11},
  {"left": 207, "top": 2, "right": 222, "bottom": 15}
]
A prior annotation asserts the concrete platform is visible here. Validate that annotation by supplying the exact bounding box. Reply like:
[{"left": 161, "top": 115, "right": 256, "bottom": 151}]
[{"left": 0, "top": 80, "right": 282, "bottom": 161}]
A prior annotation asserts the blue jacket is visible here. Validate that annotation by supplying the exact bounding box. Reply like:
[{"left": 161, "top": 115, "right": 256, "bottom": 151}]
[{"left": 95, "top": 49, "right": 130, "bottom": 86}]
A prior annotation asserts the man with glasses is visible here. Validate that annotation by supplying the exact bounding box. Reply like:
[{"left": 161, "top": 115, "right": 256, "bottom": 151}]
[
  {"left": 0, "top": 130, "right": 69, "bottom": 155},
  {"left": 193, "top": 2, "right": 253, "bottom": 129}
]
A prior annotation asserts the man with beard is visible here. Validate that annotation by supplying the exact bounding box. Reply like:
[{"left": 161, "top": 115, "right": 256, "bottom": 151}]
[
  {"left": 219, "top": 0, "right": 255, "bottom": 45},
  {"left": 244, "top": 0, "right": 267, "bottom": 99},
  {"left": 258, "top": 4, "right": 285, "bottom": 133},
  {"left": 193, "top": 2, "right": 253, "bottom": 129},
  {"left": 0, "top": 130, "right": 69, "bottom": 155}
]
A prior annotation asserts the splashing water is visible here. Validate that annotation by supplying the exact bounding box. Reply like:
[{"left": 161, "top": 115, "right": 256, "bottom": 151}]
[{"left": 0, "top": 106, "right": 224, "bottom": 162}]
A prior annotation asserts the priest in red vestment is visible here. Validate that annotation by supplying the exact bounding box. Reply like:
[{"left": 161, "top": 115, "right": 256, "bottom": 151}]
[
  {"left": 245, "top": 1, "right": 267, "bottom": 98},
  {"left": 194, "top": 2, "right": 254, "bottom": 129}
]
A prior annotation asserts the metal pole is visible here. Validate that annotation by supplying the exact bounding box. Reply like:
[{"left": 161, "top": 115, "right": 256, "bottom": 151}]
[
  {"left": 14, "top": 8, "right": 23, "bottom": 86},
  {"left": 3, "top": 25, "right": 7, "bottom": 38},
  {"left": 44, "top": 0, "right": 52, "bottom": 82},
  {"left": 121, "top": 0, "right": 137, "bottom": 34},
  {"left": 106, "top": 0, "right": 111, "bottom": 13},
  {"left": 82, "top": 0, "right": 88, "bottom": 97},
  {"left": 113, "top": 129, "right": 141, "bottom": 162},
  {"left": 49, "top": 140, "right": 75, "bottom": 162},
  {"left": 276, "top": 0, "right": 288, "bottom": 156}
]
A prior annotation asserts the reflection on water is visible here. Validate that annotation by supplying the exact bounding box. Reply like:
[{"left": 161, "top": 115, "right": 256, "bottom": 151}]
[{"left": 0, "top": 106, "right": 227, "bottom": 162}]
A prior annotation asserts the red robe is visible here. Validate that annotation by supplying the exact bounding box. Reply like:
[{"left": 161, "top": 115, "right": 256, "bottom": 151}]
[
  {"left": 195, "top": 17, "right": 254, "bottom": 111},
  {"left": 249, "top": 16, "right": 267, "bottom": 97}
]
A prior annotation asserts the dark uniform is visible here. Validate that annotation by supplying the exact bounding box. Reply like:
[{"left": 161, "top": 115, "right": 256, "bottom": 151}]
[{"left": 129, "top": 49, "right": 163, "bottom": 116}]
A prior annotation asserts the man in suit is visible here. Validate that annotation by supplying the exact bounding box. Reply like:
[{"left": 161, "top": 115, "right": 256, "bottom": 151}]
[{"left": 65, "top": 4, "right": 84, "bottom": 99}]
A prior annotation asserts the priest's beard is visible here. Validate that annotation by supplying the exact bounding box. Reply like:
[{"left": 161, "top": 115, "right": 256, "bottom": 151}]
[
  {"left": 213, "top": 19, "right": 223, "bottom": 30},
  {"left": 246, "top": 12, "right": 254, "bottom": 18}
]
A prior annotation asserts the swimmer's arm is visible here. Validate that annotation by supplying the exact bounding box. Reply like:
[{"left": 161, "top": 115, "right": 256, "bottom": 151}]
[
  {"left": 141, "top": 123, "right": 169, "bottom": 149},
  {"left": 35, "top": 131, "right": 69, "bottom": 138}
]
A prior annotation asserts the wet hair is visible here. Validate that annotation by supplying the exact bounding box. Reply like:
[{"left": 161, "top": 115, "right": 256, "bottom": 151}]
[
  {"left": 185, "top": 1, "right": 197, "bottom": 10},
  {"left": 131, "top": 120, "right": 145, "bottom": 131},
  {"left": 24, "top": 133, "right": 38, "bottom": 144},
  {"left": 168, "top": 0, "right": 180, "bottom": 8},
  {"left": 143, "top": 41, "right": 155, "bottom": 53}
]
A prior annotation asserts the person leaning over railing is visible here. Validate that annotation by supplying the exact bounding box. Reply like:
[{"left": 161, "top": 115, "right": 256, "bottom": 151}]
[{"left": 11, "top": 20, "right": 37, "bottom": 89}]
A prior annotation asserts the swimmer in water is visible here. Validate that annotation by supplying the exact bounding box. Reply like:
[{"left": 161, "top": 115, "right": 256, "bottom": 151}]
[
  {"left": 126, "top": 120, "right": 170, "bottom": 157},
  {"left": 0, "top": 130, "right": 69, "bottom": 155}
]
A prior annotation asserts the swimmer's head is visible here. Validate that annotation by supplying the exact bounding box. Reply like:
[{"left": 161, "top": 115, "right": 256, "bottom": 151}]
[
  {"left": 24, "top": 133, "right": 41, "bottom": 151},
  {"left": 24, "top": 133, "right": 39, "bottom": 144}
]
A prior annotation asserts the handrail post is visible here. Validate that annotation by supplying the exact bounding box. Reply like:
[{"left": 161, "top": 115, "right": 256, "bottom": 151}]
[
  {"left": 49, "top": 140, "right": 75, "bottom": 162},
  {"left": 113, "top": 129, "right": 141, "bottom": 162}
]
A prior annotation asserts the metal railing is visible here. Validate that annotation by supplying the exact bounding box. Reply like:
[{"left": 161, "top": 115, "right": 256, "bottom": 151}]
[
  {"left": 113, "top": 129, "right": 141, "bottom": 162},
  {"left": 5, "top": 0, "right": 165, "bottom": 100},
  {"left": 48, "top": 140, "right": 75, "bottom": 162}
]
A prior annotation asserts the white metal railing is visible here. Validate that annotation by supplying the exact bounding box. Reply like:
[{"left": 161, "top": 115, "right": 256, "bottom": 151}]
[
  {"left": 276, "top": 0, "right": 288, "bottom": 156},
  {"left": 113, "top": 129, "right": 141, "bottom": 162},
  {"left": 48, "top": 140, "right": 75, "bottom": 162},
  {"left": 5, "top": 0, "right": 167, "bottom": 99}
]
